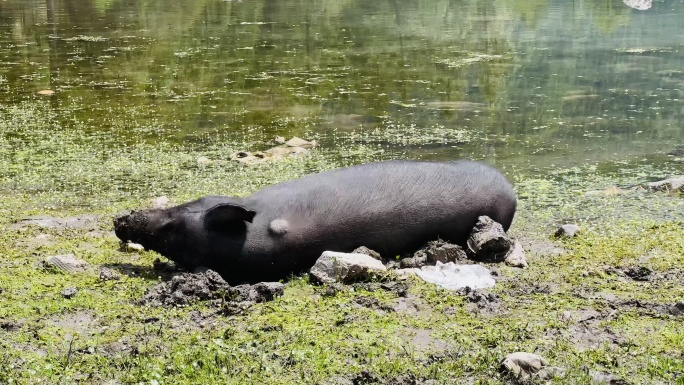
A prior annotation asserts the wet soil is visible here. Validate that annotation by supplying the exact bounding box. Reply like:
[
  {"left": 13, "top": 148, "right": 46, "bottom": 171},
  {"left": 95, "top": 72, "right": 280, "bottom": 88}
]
[{"left": 138, "top": 269, "right": 284, "bottom": 309}]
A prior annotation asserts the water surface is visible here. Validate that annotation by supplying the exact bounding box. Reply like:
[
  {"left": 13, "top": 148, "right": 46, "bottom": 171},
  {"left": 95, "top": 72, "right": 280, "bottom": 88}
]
[{"left": 1, "top": 0, "right": 684, "bottom": 176}]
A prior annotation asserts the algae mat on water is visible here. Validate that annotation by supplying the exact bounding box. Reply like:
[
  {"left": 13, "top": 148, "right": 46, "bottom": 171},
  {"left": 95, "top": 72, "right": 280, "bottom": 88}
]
[{"left": 1, "top": 102, "right": 684, "bottom": 384}]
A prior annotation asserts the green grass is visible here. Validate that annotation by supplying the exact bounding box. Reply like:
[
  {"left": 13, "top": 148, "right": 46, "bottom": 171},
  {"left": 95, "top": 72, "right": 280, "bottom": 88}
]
[{"left": 1, "top": 102, "right": 684, "bottom": 384}]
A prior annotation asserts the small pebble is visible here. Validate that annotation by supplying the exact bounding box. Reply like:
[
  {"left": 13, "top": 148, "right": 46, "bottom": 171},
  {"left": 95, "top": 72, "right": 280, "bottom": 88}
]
[
  {"left": 61, "top": 287, "right": 78, "bottom": 299},
  {"left": 125, "top": 242, "right": 145, "bottom": 252},
  {"left": 555, "top": 224, "right": 581, "bottom": 238}
]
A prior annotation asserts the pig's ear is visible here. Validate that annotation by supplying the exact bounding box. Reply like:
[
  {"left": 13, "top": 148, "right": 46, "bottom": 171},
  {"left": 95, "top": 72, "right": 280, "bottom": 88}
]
[{"left": 204, "top": 203, "right": 256, "bottom": 231}]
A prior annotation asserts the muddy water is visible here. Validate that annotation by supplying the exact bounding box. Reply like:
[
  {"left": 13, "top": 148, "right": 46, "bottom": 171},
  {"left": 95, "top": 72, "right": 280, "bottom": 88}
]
[{"left": 1, "top": 0, "right": 684, "bottom": 175}]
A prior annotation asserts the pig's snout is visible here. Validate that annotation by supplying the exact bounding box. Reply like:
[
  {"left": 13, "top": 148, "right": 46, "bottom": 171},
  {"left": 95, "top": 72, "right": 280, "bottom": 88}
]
[{"left": 113, "top": 211, "right": 147, "bottom": 242}]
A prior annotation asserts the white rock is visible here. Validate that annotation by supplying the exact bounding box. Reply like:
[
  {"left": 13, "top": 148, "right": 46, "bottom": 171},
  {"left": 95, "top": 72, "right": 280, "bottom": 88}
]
[
  {"left": 555, "top": 224, "right": 581, "bottom": 238},
  {"left": 500, "top": 352, "right": 548, "bottom": 379},
  {"left": 285, "top": 137, "right": 316, "bottom": 148},
  {"left": 309, "top": 251, "right": 387, "bottom": 284},
  {"left": 401, "top": 262, "right": 495, "bottom": 290},
  {"left": 505, "top": 240, "right": 528, "bottom": 268},
  {"left": 125, "top": 242, "right": 145, "bottom": 252},
  {"left": 152, "top": 196, "right": 170, "bottom": 208},
  {"left": 646, "top": 176, "right": 684, "bottom": 192}
]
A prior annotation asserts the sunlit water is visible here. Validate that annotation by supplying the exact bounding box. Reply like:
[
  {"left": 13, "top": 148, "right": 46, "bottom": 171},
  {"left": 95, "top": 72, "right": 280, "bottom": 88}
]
[{"left": 1, "top": 0, "right": 684, "bottom": 176}]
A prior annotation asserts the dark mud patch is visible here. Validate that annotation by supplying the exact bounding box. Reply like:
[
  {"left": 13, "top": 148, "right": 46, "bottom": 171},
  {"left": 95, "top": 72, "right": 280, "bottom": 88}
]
[
  {"left": 353, "top": 296, "right": 396, "bottom": 313},
  {"left": 604, "top": 265, "right": 684, "bottom": 285},
  {"left": 566, "top": 324, "right": 626, "bottom": 350},
  {"left": 10, "top": 215, "right": 101, "bottom": 231},
  {"left": 139, "top": 270, "right": 283, "bottom": 310},
  {"left": 545, "top": 308, "right": 628, "bottom": 350},
  {"left": 138, "top": 269, "right": 228, "bottom": 306},
  {"left": 616, "top": 299, "right": 684, "bottom": 317},
  {"left": 1, "top": 320, "right": 22, "bottom": 332},
  {"left": 351, "top": 281, "right": 410, "bottom": 297},
  {"left": 457, "top": 287, "right": 504, "bottom": 315}
]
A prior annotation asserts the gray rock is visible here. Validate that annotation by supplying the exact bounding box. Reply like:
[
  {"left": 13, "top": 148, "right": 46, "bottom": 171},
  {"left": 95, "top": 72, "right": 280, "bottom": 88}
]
[
  {"left": 504, "top": 240, "right": 528, "bottom": 268},
  {"left": 400, "top": 262, "right": 495, "bottom": 291},
  {"left": 44, "top": 254, "right": 90, "bottom": 273},
  {"left": 61, "top": 287, "right": 78, "bottom": 299},
  {"left": 422, "top": 241, "right": 467, "bottom": 264},
  {"left": 645, "top": 176, "right": 684, "bottom": 193},
  {"left": 352, "top": 246, "right": 382, "bottom": 260},
  {"left": 467, "top": 216, "right": 513, "bottom": 262},
  {"left": 499, "top": 352, "right": 548, "bottom": 379},
  {"left": 555, "top": 224, "right": 581, "bottom": 238},
  {"left": 400, "top": 255, "right": 428, "bottom": 268},
  {"left": 99, "top": 267, "right": 120, "bottom": 281},
  {"left": 537, "top": 366, "right": 567, "bottom": 380},
  {"left": 249, "top": 282, "right": 284, "bottom": 302},
  {"left": 309, "top": 251, "right": 387, "bottom": 284},
  {"left": 669, "top": 301, "right": 684, "bottom": 316}
]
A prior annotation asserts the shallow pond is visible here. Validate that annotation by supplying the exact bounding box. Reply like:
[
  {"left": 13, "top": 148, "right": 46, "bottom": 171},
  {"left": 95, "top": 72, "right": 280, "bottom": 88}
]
[{"left": 1, "top": 0, "right": 684, "bottom": 190}]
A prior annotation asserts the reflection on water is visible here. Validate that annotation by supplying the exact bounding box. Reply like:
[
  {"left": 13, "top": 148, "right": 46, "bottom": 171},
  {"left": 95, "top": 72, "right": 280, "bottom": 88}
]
[
  {"left": 623, "top": 0, "right": 652, "bottom": 10},
  {"left": 1, "top": 0, "right": 683, "bottom": 174}
]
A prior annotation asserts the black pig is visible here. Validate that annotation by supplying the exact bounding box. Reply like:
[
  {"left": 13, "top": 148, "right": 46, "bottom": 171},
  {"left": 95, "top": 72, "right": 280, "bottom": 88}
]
[{"left": 114, "top": 160, "right": 516, "bottom": 283}]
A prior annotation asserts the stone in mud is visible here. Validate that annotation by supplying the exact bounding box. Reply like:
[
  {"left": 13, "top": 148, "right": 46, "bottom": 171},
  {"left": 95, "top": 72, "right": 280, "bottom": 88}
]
[
  {"left": 61, "top": 287, "right": 78, "bottom": 299},
  {"left": 499, "top": 352, "right": 548, "bottom": 379},
  {"left": 285, "top": 136, "right": 317, "bottom": 148},
  {"left": 352, "top": 246, "right": 382, "bottom": 260},
  {"left": 555, "top": 224, "right": 581, "bottom": 238},
  {"left": 309, "top": 251, "right": 387, "bottom": 284},
  {"left": 44, "top": 254, "right": 90, "bottom": 273},
  {"left": 231, "top": 136, "right": 317, "bottom": 165},
  {"left": 246, "top": 282, "right": 284, "bottom": 303},
  {"left": 504, "top": 240, "right": 528, "bottom": 268},
  {"left": 321, "top": 282, "right": 347, "bottom": 297},
  {"left": 400, "top": 255, "right": 428, "bottom": 268},
  {"left": 418, "top": 240, "right": 468, "bottom": 264},
  {"left": 645, "top": 176, "right": 684, "bottom": 193},
  {"left": 123, "top": 242, "right": 145, "bottom": 253},
  {"left": 467, "top": 216, "right": 513, "bottom": 262}
]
